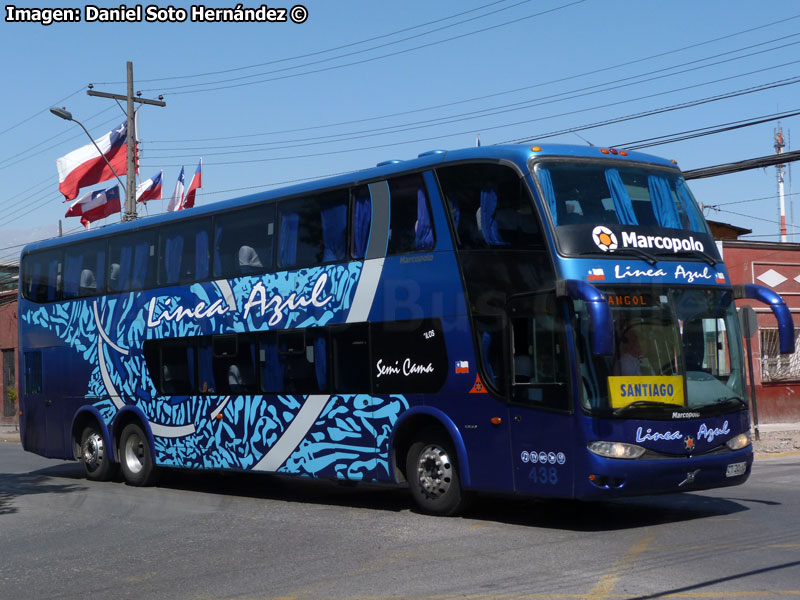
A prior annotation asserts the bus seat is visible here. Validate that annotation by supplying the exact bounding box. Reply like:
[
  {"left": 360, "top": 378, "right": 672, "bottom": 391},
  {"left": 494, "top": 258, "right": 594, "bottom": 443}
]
[
  {"left": 479, "top": 186, "right": 508, "bottom": 246},
  {"left": 227, "top": 363, "right": 253, "bottom": 394},
  {"left": 514, "top": 355, "right": 533, "bottom": 383},
  {"left": 79, "top": 268, "right": 96, "bottom": 295},
  {"left": 238, "top": 245, "right": 263, "bottom": 274},
  {"left": 109, "top": 263, "right": 120, "bottom": 290},
  {"left": 162, "top": 363, "right": 189, "bottom": 395}
]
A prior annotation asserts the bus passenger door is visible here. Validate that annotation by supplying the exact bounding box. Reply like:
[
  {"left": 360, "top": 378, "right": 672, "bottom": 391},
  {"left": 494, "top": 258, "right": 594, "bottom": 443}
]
[{"left": 507, "top": 296, "right": 576, "bottom": 497}]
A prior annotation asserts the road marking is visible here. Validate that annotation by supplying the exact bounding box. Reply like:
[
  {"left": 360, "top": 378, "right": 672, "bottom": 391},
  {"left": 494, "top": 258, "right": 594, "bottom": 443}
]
[{"left": 582, "top": 534, "right": 654, "bottom": 600}]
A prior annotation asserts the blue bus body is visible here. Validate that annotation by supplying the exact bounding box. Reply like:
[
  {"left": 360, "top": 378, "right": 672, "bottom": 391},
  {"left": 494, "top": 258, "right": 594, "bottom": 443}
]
[{"left": 18, "top": 144, "right": 793, "bottom": 514}]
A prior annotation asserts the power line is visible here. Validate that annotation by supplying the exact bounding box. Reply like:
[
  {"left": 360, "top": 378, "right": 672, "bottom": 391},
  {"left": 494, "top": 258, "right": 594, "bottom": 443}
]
[
  {"left": 711, "top": 191, "right": 800, "bottom": 209},
  {"left": 141, "top": 72, "right": 800, "bottom": 164},
  {"left": 100, "top": 0, "right": 524, "bottom": 85},
  {"left": 145, "top": 14, "right": 800, "bottom": 145},
  {"left": 614, "top": 108, "right": 800, "bottom": 150},
  {"left": 684, "top": 149, "right": 800, "bottom": 180},
  {"left": 143, "top": 0, "right": 588, "bottom": 95},
  {"left": 145, "top": 37, "right": 800, "bottom": 154},
  {"left": 0, "top": 87, "right": 84, "bottom": 139},
  {"left": 503, "top": 73, "right": 800, "bottom": 144}
]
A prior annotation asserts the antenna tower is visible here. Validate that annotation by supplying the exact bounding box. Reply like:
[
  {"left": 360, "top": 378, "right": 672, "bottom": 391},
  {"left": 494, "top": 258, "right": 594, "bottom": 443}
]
[{"left": 775, "top": 124, "right": 787, "bottom": 242}]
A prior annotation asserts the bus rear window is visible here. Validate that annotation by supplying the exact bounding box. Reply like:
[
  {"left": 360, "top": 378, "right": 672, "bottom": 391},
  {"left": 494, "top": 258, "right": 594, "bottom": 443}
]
[{"left": 22, "top": 250, "right": 61, "bottom": 302}]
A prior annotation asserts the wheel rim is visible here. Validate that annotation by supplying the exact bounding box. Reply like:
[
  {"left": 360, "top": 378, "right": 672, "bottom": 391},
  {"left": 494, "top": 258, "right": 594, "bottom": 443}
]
[
  {"left": 81, "top": 432, "right": 104, "bottom": 473},
  {"left": 415, "top": 444, "right": 453, "bottom": 499},
  {"left": 123, "top": 432, "right": 146, "bottom": 475}
]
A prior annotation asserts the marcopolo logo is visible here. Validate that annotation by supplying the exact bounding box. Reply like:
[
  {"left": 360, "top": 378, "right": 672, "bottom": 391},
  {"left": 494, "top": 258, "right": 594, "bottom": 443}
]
[
  {"left": 591, "top": 227, "right": 705, "bottom": 254},
  {"left": 592, "top": 226, "right": 618, "bottom": 252}
]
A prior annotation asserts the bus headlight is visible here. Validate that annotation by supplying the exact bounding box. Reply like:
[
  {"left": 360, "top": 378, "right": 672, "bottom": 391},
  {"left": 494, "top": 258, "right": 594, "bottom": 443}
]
[
  {"left": 587, "top": 441, "right": 646, "bottom": 459},
  {"left": 725, "top": 432, "right": 751, "bottom": 451}
]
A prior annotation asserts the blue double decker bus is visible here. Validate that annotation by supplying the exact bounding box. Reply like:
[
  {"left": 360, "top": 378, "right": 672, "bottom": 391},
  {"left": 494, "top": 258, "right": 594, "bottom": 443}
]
[{"left": 18, "top": 144, "right": 794, "bottom": 515}]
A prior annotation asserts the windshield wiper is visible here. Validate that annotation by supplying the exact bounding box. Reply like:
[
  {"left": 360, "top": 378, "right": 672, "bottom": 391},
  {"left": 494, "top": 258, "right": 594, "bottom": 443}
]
[
  {"left": 577, "top": 248, "right": 658, "bottom": 266},
  {"left": 613, "top": 401, "right": 680, "bottom": 416},
  {"left": 655, "top": 249, "right": 718, "bottom": 266},
  {"left": 715, "top": 396, "right": 747, "bottom": 408},
  {"left": 690, "top": 397, "right": 748, "bottom": 412}
]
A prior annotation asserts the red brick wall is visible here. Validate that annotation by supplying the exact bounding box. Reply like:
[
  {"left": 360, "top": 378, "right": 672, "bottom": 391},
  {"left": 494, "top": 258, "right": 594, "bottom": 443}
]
[
  {"left": 723, "top": 242, "right": 800, "bottom": 422},
  {"left": 0, "top": 299, "right": 18, "bottom": 421}
]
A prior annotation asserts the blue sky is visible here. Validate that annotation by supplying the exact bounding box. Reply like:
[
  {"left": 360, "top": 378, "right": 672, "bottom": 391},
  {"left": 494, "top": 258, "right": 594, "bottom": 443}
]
[{"left": 1, "top": 0, "right": 798, "bottom": 264}]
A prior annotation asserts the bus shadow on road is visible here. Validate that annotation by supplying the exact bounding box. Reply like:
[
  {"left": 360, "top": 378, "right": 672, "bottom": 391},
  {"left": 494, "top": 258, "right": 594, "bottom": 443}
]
[
  {"left": 0, "top": 464, "right": 87, "bottom": 517},
  {"left": 465, "top": 492, "right": 752, "bottom": 531},
  {"left": 15, "top": 463, "right": 756, "bottom": 528},
  {"left": 149, "top": 468, "right": 414, "bottom": 513}
]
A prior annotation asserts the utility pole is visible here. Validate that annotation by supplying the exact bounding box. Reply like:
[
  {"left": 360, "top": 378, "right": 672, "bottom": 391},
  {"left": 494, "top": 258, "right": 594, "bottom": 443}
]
[{"left": 87, "top": 61, "right": 166, "bottom": 221}]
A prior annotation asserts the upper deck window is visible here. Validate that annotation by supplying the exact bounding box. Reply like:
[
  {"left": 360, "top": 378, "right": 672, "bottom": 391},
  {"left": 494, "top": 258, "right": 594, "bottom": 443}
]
[
  {"left": 387, "top": 174, "right": 434, "bottom": 255},
  {"left": 437, "top": 163, "right": 541, "bottom": 249},
  {"left": 534, "top": 161, "right": 707, "bottom": 234}
]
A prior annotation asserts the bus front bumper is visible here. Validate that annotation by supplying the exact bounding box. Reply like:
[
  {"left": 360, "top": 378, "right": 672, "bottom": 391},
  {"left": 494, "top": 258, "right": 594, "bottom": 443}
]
[{"left": 574, "top": 446, "right": 754, "bottom": 500}]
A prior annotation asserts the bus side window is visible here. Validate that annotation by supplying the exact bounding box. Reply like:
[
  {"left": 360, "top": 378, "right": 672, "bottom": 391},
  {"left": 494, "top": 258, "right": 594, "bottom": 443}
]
[
  {"left": 278, "top": 190, "right": 348, "bottom": 269},
  {"left": 63, "top": 240, "right": 106, "bottom": 299},
  {"left": 387, "top": 174, "right": 434, "bottom": 255},
  {"left": 473, "top": 317, "right": 505, "bottom": 393},
  {"left": 510, "top": 295, "right": 569, "bottom": 411},
  {"left": 260, "top": 330, "right": 328, "bottom": 394},
  {"left": 437, "top": 163, "right": 541, "bottom": 249},
  {"left": 143, "top": 339, "right": 196, "bottom": 396},
  {"left": 351, "top": 186, "right": 371, "bottom": 259},
  {"left": 211, "top": 334, "right": 258, "bottom": 395},
  {"left": 108, "top": 230, "right": 157, "bottom": 292},
  {"left": 331, "top": 323, "right": 370, "bottom": 393},
  {"left": 214, "top": 204, "right": 275, "bottom": 279},
  {"left": 160, "top": 218, "right": 211, "bottom": 286}
]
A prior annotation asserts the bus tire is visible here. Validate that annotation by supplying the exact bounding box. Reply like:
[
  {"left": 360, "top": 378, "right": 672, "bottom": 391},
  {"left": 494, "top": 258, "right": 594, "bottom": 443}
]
[
  {"left": 79, "top": 426, "right": 117, "bottom": 482},
  {"left": 406, "top": 435, "right": 468, "bottom": 516},
  {"left": 119, "top": 423, "right": 159, "bottom": 487}
]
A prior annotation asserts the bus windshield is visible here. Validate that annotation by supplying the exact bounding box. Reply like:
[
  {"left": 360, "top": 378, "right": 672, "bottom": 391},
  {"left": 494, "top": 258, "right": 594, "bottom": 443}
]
[
  {"left": 533, "top": 160, "right": 708, "bottom": 234},
  {"left": 576, "top": 287, "right": 746, "bottom": 417}
]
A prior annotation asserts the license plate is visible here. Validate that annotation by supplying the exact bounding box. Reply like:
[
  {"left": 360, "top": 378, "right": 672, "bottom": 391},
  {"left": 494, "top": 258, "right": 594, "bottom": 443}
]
[{"left": 726, "top": 462, "right": 747, "bottom": 478}]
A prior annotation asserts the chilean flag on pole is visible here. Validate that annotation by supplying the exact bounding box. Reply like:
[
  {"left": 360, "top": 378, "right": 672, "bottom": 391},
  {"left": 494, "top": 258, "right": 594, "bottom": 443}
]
[
  {"left": 166, "top": 167, "right": 185, "bottom": 212},
  {"left": 64, "top": 185, "right": 121, "bottom": 229},
  {"left": 56, "top": 121, "right": 128, "bottom": 201},
  {"left": 182, "top": 158, "right": 202, "bottom": 210},
  {"left": 136, "top": 170, "right": 163, "bottom": 203}
]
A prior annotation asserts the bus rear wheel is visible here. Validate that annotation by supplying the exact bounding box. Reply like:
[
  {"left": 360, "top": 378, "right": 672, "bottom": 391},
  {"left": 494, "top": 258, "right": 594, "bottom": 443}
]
[
  {"left": 406, "top": 436, "right": 468, "bottom": 516},
  {"left": 119, "top": 423, "right": 159, "bottom": 487},
  {"left": 80, "top": 426, "right": 117, "bottom": 482}
]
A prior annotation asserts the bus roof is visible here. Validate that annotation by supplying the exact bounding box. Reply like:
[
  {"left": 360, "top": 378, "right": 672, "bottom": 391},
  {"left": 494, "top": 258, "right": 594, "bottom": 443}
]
[{"left": 22, "top": 143, "right": 679, "bottom": 255}]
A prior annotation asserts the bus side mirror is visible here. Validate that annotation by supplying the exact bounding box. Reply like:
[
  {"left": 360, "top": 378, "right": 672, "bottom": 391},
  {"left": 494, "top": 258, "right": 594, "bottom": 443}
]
[
  {"left": 734, "top": 284, "right": 795, "bottom": 354},
  {"left": 556, "top": 279, "right": 614, "bottom": 356}
]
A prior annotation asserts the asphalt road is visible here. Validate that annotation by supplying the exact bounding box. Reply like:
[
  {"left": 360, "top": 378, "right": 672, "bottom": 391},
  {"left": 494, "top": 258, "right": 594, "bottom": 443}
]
[{"left": 1, "top": 440, "right": 799, "bottom": 600}]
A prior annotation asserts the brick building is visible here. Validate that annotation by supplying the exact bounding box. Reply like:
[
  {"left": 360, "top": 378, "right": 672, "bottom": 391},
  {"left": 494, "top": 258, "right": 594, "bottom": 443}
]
[
  {"left": 721, "top": 238, "right": 800, "bottom": 422},
  {"left": 0, "top": 291, "right": 18, "bottom": 424}
]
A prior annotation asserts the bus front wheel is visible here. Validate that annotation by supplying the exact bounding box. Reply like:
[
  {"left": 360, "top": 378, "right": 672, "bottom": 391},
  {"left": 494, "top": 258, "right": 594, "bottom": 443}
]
[
  {"left": 119, "top": 423, "right": 159, "bottom": 486},
  {"left": 79, "top": 426, "right": 117, "bottom": 482},
  {"left": 406, "top": 435, "right": 468, "bottom": 516}
]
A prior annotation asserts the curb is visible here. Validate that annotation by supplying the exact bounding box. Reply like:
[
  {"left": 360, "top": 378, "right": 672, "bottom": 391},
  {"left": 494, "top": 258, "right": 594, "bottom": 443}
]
[{"left": 754, "top": 450, "right": 800, "bottom": 459}]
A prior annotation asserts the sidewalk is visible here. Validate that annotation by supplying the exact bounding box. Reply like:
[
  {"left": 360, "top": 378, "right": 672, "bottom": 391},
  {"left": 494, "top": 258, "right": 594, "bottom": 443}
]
[{"left": 0, "top": 421, "right": 20, "bottom": 443}]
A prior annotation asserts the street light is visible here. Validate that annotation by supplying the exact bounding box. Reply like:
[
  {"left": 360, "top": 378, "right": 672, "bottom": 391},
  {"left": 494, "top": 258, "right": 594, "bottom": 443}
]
[{"left": 50, "top": 106, "right": 128, "bottom": 200}]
